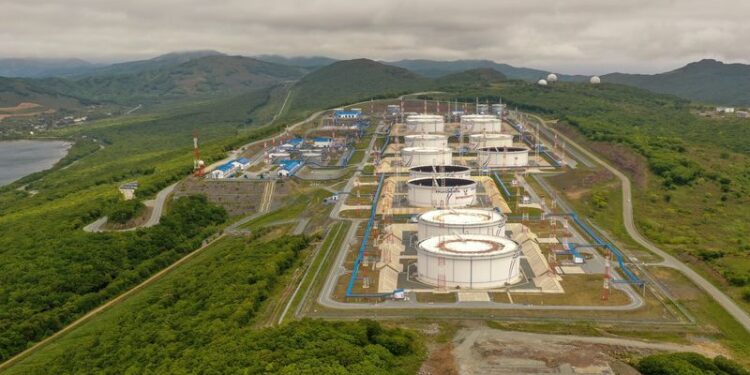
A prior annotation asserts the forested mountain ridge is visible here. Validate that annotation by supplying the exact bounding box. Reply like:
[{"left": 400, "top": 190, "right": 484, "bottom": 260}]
[{"left": 604, "top": 59, "right": 750, "bottom": 106}]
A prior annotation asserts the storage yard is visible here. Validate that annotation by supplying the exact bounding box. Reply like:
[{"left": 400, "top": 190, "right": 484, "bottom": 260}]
[
  {"left": 288, "top": 98, "right": 660, "bottom": 316},
  {"left": 183, "top": 97, "right": 695, "bottom": 328}
]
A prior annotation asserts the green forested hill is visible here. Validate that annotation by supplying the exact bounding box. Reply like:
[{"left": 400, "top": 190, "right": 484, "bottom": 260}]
[
  {"left": 387, "top": 59, "right": 547, "bottom": 80},
  {"left": 0, "top": 77, "right": 88, "bottom": 108},
  {"left": 0, "top": 87, "right": 290, "bottom": 362},
  {"left": 604, "top": 59, "right": 750, "bottom": 106},
  {"left": 34, "top": 55, "right": 305, "bottom": 105},
  {"left": 5, "top": 234, "right": 424, "bottom": 374},
  {"left": 286, "top": 58, "right": 433, "bottom": 115},
  {"left": 438, "top": 80, "right": 750, "bottom": 316}
]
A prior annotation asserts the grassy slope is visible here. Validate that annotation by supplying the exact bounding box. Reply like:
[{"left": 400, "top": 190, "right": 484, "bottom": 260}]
[
  {"left": 0, "top": 86, "right": 291, "bottom": 361},
  {"left": 478, "top": 82, "right": 750, "bottom": 311},
  {"left": 5, "top": 233, "right": 424, "bottom": 374}
]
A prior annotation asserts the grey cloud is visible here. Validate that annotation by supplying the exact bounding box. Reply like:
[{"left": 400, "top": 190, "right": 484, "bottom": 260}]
[{"left": 0, "top": 0, "right": 748, "bottom": 73}]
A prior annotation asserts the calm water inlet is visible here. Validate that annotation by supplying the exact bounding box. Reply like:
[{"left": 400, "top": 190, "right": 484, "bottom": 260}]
[{"left": 0, "top": 140, "right": 70, "bottom": 186}]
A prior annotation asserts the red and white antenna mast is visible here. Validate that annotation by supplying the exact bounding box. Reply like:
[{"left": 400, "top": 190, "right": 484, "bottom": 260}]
[{"left": 193, "top": 130, "right": 205, "bottom": 177}]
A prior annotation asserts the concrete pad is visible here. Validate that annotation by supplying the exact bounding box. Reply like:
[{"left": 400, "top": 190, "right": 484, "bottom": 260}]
[
  {"left": 560, "top": 265, "right": 586, "bottom": 274},
  {"left": 458, "top": 291, "right": 491, "bottom": 302},
  {"left": 536, "top": 237, "right": 560, "bottom": 244}
]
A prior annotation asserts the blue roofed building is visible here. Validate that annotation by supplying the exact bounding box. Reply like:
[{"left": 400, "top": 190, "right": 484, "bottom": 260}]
[
  {"left": 210, "top": 160, "right": 241, "bottom": 179},
  {"left": 281, "top": 137, "right": 304, "bottom": 150},
  {"left": 277, "top": 159, "right": 303, "bottom": 177},
  {"left": 235, "top": 157, "right": 251, "bottom": 170}
]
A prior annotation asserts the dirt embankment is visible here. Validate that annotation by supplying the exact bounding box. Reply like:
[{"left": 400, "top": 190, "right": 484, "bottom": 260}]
[{"left": 451, "top": 326, "right": 722, "bottom": 375}]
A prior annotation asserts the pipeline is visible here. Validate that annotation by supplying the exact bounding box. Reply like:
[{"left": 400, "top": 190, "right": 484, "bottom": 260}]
[{"left": 346, "top": 173, "right": 388, "bottom": 297}]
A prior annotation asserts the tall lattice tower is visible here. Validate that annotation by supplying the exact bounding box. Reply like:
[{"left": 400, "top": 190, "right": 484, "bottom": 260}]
[{"left": 192, "top": 130, "right": 205, "bottom": 177}]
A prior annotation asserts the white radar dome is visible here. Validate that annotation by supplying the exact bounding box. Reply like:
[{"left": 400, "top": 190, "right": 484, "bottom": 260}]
[
  {"left": 537, "top": 79, "right": 548, "bottom": 86},
  {"left": 546, "top": 73, "right": 558, "bottom": 82},
  {"left": 590, "top": 76, "right": 601, "bottom": 84}
]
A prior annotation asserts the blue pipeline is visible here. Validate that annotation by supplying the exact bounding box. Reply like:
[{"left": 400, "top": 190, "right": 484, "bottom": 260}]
[
  {"left": 563, "top": 213, "right": 642, "bottom": 285},
  {"left": 346, "top": 173, "right": 386, "bottom": 297},
  {"left": 492, "top": 172, "right": 513, "bottom": 197}
]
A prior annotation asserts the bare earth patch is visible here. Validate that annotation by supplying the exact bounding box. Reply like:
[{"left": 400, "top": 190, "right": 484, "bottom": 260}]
[{"left": 452, "top": 326, "right": 722, "bottom": 374}]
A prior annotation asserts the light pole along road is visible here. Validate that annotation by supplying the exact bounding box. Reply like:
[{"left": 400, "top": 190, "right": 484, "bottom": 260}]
[{"left": 524, "top": 112, "right": 750, "bottom": 333}]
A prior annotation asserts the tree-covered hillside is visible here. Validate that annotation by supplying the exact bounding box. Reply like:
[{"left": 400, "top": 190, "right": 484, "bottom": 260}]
[
  {"left": 5, "top": 234, "right": 425, "bottom": 374},
  {"left": 34, "top": 55, "right": 305, "bottom": 105},
  {"left": 0, "top": 86, "right": 290, "bottom": 362},
  {"left": 448, "top": 81, "right": 750, "bottom": 311},
  {"left": 286, "top": 58, "right": 432, "bottom": 115}
]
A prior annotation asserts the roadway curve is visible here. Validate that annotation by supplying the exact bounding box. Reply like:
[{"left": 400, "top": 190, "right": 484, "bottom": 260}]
[{"left": 525, "top": 113, "right": 750, "bottom": 333}]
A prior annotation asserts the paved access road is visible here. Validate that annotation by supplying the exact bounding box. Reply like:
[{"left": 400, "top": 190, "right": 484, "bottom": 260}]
[{"left": 526, "top": 113, "right": 750, "bottom": 333}]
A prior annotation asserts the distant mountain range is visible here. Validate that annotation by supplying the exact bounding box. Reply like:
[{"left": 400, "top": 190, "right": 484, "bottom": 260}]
[
  {"left": 2, "top": 51, "right": 750, "bottom": 106},
  {"left": 0, "top": 58, "right": 99, "bottom": 78},
  {"left": 385, "top": 59, "right": 554, "bottom": 81},
  {"left": 603, "top": 59, "right": 750, "bottom": 106},
  {"left": 0, "top": 52, "right": 305, "bottom": 108},
  {"left": 254, "top": 55, "right": 338, "bottom": 69}
]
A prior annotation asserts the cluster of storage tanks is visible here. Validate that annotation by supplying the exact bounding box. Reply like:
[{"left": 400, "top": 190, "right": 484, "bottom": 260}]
[
  {"left": 415, "top": 208, "right": 521, "bottom": 289},
  {"left": 402, "top": 112, "right": 530, "bottom": 169},
  {"left": 404, "top": 168, "right": 521, "bottom": 289}
]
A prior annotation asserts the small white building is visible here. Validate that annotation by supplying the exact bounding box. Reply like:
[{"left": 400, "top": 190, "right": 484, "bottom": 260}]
[
  {"left": 313, "top": 137, "right": 334, "bottom": 148},
  {"left": 717, "top": 107, "right": 735, "bottom": 114},
  {"left": 118, "top": 182, "right": 138, "bottom": 200}
]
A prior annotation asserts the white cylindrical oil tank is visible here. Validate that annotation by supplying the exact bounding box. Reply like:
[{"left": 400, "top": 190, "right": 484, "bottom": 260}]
[
  {"left": 417, "top": 234, "right": 522, "bottom": 289},
  {"left": 404, "top": 134, "right": 448, "bottom": 148},
  {"left": 407, "top": 177, "right": 477, "bottom": 208},
  {"left": 461, "top": 115, "right": 502, "bottom": 134},
  {"left": 469, "top": 133, "right": 513, "bottom": 150},
  {"left": 477, "top": 146, "right": 529, "bottom": 168},
  {"left": 409, "top": 165, "right": 471, "bottom": 179},
  {"left": 405, "top": 114, "right": 445, "bottom": 134},
  {"left": 418, "top": 209, "right": 506, "bottom": 240},
  {"left": 402, "top": 147, "right": 453, "bottom": 167}
]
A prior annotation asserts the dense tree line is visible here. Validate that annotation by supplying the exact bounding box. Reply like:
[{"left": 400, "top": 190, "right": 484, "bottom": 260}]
[
  {"left": 6, "top": 234, "right": 424, "bottom": 374},
  {"left": 0, "top": 196, "right": 227, "bottom": 362},
  {"left": 106, "top": 198, "right": 146, "bottom": 224},
  {"left": 638, "top": 352, "right": 749, "bottom": 375}
]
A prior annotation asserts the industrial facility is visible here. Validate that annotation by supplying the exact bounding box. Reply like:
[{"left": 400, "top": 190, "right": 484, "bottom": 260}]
[{"left": 310, "top": 99, "right": 640, "bottom": 313}]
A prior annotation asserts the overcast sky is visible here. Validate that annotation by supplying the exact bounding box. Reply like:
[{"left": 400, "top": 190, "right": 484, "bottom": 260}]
[{"left": 1, "top": 0, "right": 748, "bottom": 74}]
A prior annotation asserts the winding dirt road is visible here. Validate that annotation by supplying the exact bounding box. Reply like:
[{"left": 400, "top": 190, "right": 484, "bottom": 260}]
[{"left": 526, "top": 113, "right": 750, "bottom": 333}]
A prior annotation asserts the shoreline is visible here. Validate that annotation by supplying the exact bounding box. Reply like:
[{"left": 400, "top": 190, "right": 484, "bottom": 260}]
[{"left": 0, "top": 139, "right": 72, "bottom": 187}]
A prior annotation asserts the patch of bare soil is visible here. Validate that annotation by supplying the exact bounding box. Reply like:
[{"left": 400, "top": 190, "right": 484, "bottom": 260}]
[
  {"left": 419, "top": 344, "right": 459, "bottom": 375},
  {"left": 0, "top": 102, "right": 41, "bottom": 112},
  {"left": 452, "top": 327, "right": 719, "bottom": 374}
]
